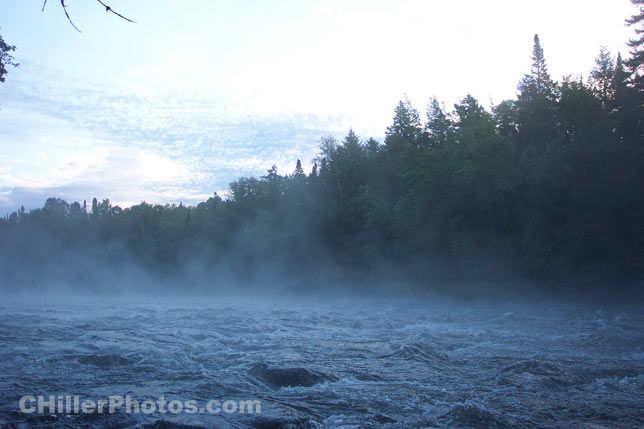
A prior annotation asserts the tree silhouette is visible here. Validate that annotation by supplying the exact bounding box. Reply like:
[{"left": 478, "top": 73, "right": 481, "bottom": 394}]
[
  {"left": 0, "top": 31, "right": 18, "bottom": 83},
  {"left": 625, "top": 0, "right": 644, "bottom": 88},
  {"left": 589, "top": 47, "right": 616, "bottom": 107}
]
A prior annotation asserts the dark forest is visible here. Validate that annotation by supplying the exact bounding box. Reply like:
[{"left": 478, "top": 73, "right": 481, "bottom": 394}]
[{"left": 1, "top": 9, "right": 643, "bottom": 298}]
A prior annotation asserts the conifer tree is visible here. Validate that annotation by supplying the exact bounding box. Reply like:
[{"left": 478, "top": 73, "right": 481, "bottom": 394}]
[
  {"left": 613, "top": 53, "right": 642, "bottom": 140},
  {"left": 516, "top": 34, "right": 559, "bottom": 148},
  {"left": 589, "top": 47, "right": 616, "bottom": 107},
  {"left": 294, "top": 159, "right": 304, "bottom": 176},
  {"left": 386, "top": 98, "right": 423, "bottom": 143},
  {"left": 426, "top": 97, "right": 452, "bottom": 147},
  {"left": 522, "top": 34, "right": 556, "bottom": 96},
  {"left": 625, "top": 0, "right": 644, "bottom": 89},
  {"left": 91, "top": 198, "right": 99, "bottom": 217}
]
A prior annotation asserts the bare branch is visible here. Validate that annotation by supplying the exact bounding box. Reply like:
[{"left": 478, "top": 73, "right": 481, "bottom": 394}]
[
  {"left": 60, "top": 0, "right": 81, "bottom": 32},
  {"left": 95, "top": 0, "right": 136, "bottom": 23},
  {"left": 42, "top": 1, "right": 136, "bottom": 31}
]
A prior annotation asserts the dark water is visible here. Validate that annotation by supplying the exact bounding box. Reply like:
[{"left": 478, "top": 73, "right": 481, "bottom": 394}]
[{"left": 0, "top": 298, "right": 642, "bottom": 428}]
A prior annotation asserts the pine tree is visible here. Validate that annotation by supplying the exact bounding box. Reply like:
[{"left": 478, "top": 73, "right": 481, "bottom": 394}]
[
  {"left": 385, "top": 97, "right": 428, "bottom": 168},
  {"left": 319, "top": 157, "right": 328, "bottom": 176},
  {"left": 589, "top": 47, "right": 616, "bottom": 107},
  {"left": 454, "top": 95, "right": 490, "bottom": 128},
  {"left": 365, "top": 138, "right": 380, "bottom": 156},
  {"left": 386, "top": 98, "right": 423, "bottom": 143},
  {"left": 337, "top": 129, "right": 367, "bottom": 199},
  {"left": 613, "top": 53, "right": 643, "bottom": 141},
  {"left": 453, "top": 95, "right": 496, "bottom": 145},
  {"left": 293, "top": 159, "right": 304, "bottom": 176},
  {"left": 625, "top": 0, "right": 644, "bottom": 89},
  {"left": 516, "top": 34, "right": 559, "bottom": 148},
  {"left": 343, "top": 128, "right": 361, "bottom": 150},
  {"left": 523, "top": 34, "right": 556, "bottom": 96},
  {"left": 91, "top": 197, "right": 99, "bottom": 217},
  {"left": 426, "top": 97, "right": 452, "bottom": 147},
  {"left": 614, "top": 53, "right": 630, "bottom": 96}
]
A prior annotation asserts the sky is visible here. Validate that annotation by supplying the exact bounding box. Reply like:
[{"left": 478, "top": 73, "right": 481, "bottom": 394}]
[{"left": 0, "top": 0, "right": 636, "bottom": 213}]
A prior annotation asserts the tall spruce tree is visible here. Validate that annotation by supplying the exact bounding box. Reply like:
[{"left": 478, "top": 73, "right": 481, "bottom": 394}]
[
  {"left": 625, "top": 0, "right": 644, "bottom": 89},
  {"left": 516, "top": 34, "right": 559, "bottom": 148},
  {"left": 522, "top": 35, "right": 555, "bottom": 96}
]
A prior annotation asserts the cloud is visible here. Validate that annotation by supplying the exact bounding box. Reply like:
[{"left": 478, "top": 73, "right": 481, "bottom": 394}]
[{"left": 0, "top": 62, "right": 359, "bottom": 214}]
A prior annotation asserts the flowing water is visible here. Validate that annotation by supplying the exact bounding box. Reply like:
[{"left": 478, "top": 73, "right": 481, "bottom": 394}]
[{"left": 0, "top": 298, "right": 642, "bottom": 428}]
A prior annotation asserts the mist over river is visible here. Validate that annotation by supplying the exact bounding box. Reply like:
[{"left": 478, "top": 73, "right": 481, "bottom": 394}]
[{"left": 0, "top": 297, "right": 642, "bottom": 428}]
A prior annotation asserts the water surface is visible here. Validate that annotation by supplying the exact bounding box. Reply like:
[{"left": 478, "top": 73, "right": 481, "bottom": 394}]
[{"left": 0, "top": 298, "right": 642, "bottom": 428}]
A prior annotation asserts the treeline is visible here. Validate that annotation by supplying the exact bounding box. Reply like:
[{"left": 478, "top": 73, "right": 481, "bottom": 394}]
[{"left": 1, "top": 22, "right": 643, "bottom": 295}]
